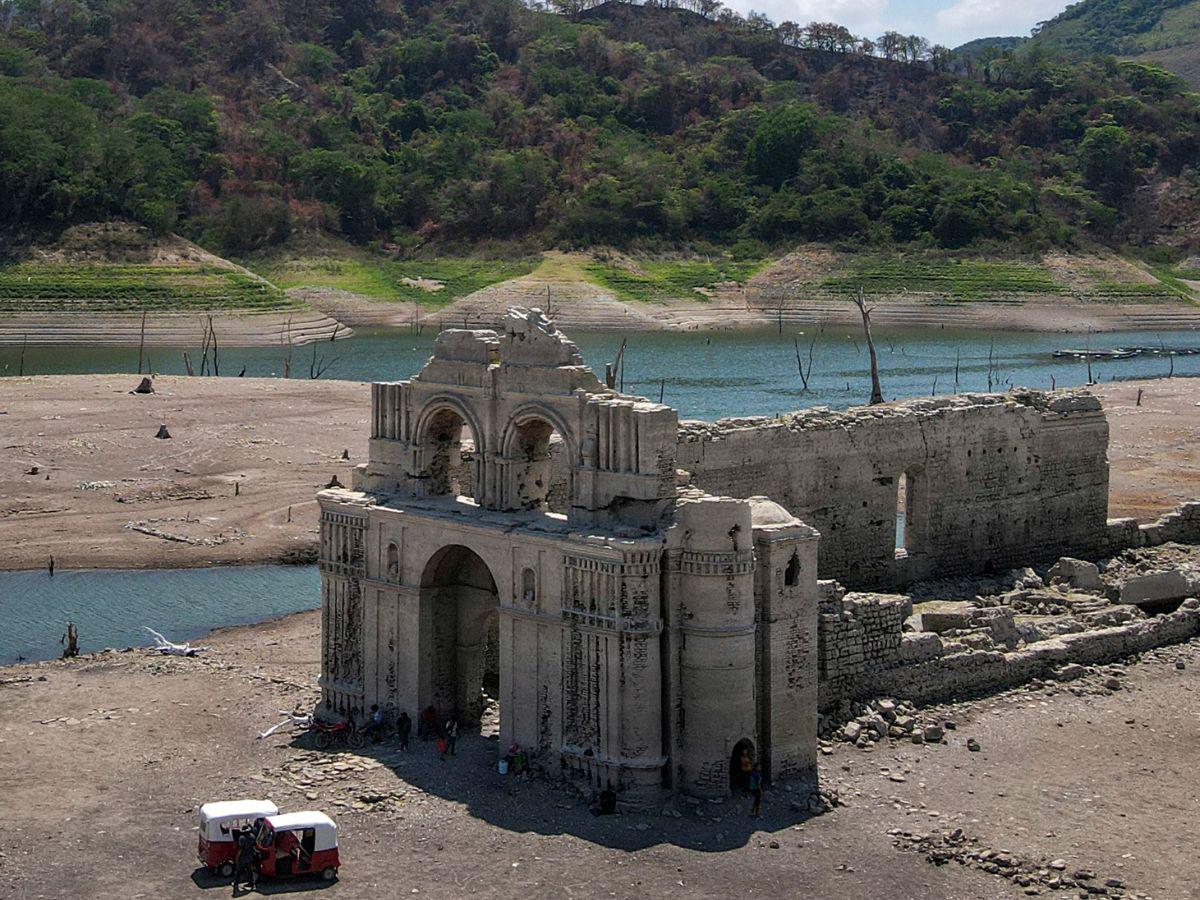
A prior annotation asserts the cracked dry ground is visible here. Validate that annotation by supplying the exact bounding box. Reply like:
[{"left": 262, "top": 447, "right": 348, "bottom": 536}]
[{"left": 1, "top": 613, "right": 1197, "bottom": 900}]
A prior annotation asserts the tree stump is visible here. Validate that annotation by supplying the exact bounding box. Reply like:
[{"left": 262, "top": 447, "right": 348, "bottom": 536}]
[{"left": 132, "top": 376, "right": 155, "bottom": 394}]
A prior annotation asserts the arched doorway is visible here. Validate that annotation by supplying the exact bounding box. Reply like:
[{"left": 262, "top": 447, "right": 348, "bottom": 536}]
[{"left": 422, "top": 545, "right": 500, "bottom": 730}]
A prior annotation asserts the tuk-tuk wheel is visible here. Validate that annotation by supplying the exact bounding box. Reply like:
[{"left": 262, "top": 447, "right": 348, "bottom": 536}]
[
  {"left": 217, "top": 861, "right": 234, "bottom": 878},
  {"left": 321, "top": 866, "right": 338, "bottom": 881}
]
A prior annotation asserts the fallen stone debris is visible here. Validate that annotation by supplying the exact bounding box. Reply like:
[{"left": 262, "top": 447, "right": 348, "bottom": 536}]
[{"left": 891, "top": 827, "right": 1151, "bottom": 898}]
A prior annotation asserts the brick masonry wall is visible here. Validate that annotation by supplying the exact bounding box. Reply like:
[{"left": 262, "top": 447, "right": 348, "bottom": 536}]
[{"left": 677, "top": 390, "right": 1110, "bottom": 590}]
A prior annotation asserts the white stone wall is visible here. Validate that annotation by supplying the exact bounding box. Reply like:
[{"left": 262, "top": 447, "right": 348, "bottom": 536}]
[{"left": 677, "top": 390, "right": 1110, "bottom": 589}]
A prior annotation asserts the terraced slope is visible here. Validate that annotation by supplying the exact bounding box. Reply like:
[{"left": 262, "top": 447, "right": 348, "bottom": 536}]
[{"left": 0, "top": 264, "right": 297, "bottom": 314}]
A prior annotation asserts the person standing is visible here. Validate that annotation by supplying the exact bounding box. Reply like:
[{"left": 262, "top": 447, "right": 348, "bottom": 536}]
[
  {"left": 444, "top": 718, "right": 458, "bottom": 756},
  {"left": 397, "top": 710, "right": 412, "bottom": 751},
  {"left": 367, "top": 704, "right": 385, "bottom": 743},
  {"left": 748, "top": 764, "right": 763, "bottom": 817},
  {"left": 233, "top": 828, "right": 256, "bottom": 894}
]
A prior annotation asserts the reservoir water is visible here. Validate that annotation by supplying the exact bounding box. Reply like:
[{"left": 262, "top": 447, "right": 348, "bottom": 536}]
[
  {"left": 0, "top": 565, "right": 319, "bottom": 664},
  {"left": 2, "top": 324, "right": 1198, "bottom": 663},
  {"left": 2, "top": 326, "right": 1198, "bottom": 421}
]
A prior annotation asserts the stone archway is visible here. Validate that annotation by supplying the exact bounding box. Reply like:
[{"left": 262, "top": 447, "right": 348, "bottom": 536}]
[
  {"left": 421, "top": 545, "right": 501, "bottom": 728},
  {"left": 500, "top": 406, "right": 576, "bottom": 512}
]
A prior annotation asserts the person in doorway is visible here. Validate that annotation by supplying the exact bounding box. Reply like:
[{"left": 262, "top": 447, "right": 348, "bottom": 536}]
[
  {"left": 444, "top": 718, "right": 458, "bottom": 756},
  {"left": 747, "top": 764, "right": 763, "bottom": 817},
  {"left": 397, "top": 710, "right": 412, "bottom": 751},
  {"left": 738, "top": 747, "right": 753, "bottom": 795},
  {"left": 591, "top": 782, "right": 617, "bottom": 816},
  {"left": 233, "top": 828, "right": 257, "bottom": 894}
]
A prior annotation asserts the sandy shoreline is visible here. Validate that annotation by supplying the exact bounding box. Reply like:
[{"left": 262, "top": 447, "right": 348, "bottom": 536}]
[
  {"left": 0, "top": 374, "right": 1195, "bottom": 572},
  {"left": 3, "top": 293, "right": 1199, "bottom": 347},
  {"left": 301, "top": 287, "right": 1200, "bottom": 334},
  {"left": 0, "top": 374, "right": 368, "bottom": 571}
]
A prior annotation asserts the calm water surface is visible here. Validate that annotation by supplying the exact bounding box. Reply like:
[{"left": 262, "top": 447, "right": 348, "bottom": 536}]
[
  {"left": 2, "top": 325, "right": 1198, "bottom": 421},
  {"left": 0, "top": 566, "right": 319, "bottom": 664},
  {"left": 3, "top": 325, "right": 1199, "bottom": 661}
]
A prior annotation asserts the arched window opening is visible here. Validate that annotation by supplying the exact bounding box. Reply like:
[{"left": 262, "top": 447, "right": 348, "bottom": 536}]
[
  {"left": 424, "top": 407, "right": 470, "bottom": 497},
  {"left": 783, "top": 552, "right": 800, "bottom": 587},
  {"left": 508, "top": 417, "right": 562, "bottom": 511},
  {"left": 521, "top": 567, "right": 537, "bottom": 608}
]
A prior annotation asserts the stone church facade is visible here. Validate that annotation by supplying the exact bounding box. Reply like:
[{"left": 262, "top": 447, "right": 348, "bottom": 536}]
[{"left": 317, "top": 308, "right": 820, "bottom": 799}]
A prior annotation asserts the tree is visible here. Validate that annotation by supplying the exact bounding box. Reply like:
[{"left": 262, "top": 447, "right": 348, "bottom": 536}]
[
  {"left": 877, "top": 31, "right": 906, "bottom": 61},
  {"left": 746, "top": 103, "right": 820, "bottom": 188},
  {"left": 1079, "top": 123, "right": 1135, "bottom": 201}
]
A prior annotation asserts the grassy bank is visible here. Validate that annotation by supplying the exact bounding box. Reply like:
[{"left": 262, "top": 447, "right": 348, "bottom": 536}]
[
  {"left": 582, "top": 257, "right": 766, "bottom": 303},
  {"left": 253, "top": 255, "right": 538, "bottom": 306},
  {"left": 0, "top": 263, "right": 295, "bottom": 314}
]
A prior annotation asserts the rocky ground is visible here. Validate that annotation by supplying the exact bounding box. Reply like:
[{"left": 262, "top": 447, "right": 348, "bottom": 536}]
[
  {"left": 0, "top": 375, "right": 1194, "bottom": 571},
  {"left": 1, "top": 610, "right": 1197, "bottom": 899}
]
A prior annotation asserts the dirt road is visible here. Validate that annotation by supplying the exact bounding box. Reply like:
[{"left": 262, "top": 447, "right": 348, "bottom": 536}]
[{"left": 0, "top": 611, "right": 1195, "bottom": 899}]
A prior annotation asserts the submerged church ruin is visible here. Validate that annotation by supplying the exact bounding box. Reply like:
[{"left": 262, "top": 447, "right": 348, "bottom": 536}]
[{"left": 318, "top": 308, "right": 1127, "bottom": 800}]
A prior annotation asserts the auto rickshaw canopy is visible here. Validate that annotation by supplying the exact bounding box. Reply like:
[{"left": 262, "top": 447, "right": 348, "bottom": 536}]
[
  {"left": 262, "top": 811, "right": 338, "bottom": 852},
  {"left": 198, "top": 800, "right": 279, "bottom": 839}
]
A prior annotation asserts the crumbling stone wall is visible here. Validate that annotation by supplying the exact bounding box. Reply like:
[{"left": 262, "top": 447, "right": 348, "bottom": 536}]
[
  {"left": 816, "top": 582, "right": 912, "bottom": 710},
  {"left": 1105, "top": 501, "right": 1200, "bottom": 555},
  {"left": 854, "top": 602, "right": 1200, "bottom": 705},
  {"left": 677, "top": 390, "right": 1110, "bottom": 590}
]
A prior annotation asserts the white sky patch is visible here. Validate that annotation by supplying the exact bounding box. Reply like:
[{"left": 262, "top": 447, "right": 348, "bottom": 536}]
[
  {"left": 726, "top": 0, "right": 1072, "bottom": 46},
  {"left": 738, "top": 0, "right": 891, "bottom": 39},
  {"left": 933, "top": 0, "right": 1063, "bottom": 44}
]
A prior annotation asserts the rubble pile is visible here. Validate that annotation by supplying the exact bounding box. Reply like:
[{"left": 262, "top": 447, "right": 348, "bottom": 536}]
[
  {"left": 890, "top": 827, "right": 1150, "bottom": 898},
  {"left": 818, "top": 543, "right": 1200, "bottom": 712},
  {"left": 819, "top": 698, "right": 955, "bottom": 749}
]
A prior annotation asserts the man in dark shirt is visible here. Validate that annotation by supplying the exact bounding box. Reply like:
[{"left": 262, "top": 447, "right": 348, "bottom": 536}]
[{"left": 233, "top": 829, "right": 257, "bottom": 894}]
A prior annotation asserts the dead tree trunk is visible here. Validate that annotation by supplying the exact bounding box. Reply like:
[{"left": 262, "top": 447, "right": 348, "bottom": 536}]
[
  {"left": 852, "top": 287, "right": 883, "bottom": 405},
  {"left": 137, "top": 310, "right": 147, "bottom": 375},
  {"left": 794, "top": 333, "right": 817, "bottom": 391},
  {"left": 61, "top": 621, "right": 78, "bottom": 658},
  {"left": 208, "top": 316, "right": 219, "bottom": 376}
]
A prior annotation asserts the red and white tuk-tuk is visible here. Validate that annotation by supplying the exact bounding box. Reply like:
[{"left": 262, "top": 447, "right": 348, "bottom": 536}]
[
  {"left": 253, "top": 811, "right": 340, "bottom": 882},
  {"left": 197, "top": 799, "right": 279, "bottom": 877}
]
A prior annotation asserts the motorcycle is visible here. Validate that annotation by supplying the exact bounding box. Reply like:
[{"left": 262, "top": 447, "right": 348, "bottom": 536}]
[{"left": 310, "top": 719, "right": 366, "bottom": 750}]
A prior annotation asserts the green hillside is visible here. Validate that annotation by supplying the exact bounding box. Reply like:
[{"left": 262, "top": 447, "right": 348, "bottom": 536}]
[
  {"left": 1030, "top": 0, "right": 1200, "bottom": 85},
  {"left": 2, "top": 0, "right": 1199, "bottom": 261}
]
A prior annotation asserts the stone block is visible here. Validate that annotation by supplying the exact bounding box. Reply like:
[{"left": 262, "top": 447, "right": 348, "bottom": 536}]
[
  {"left": 1119, "top": 571, "right": 1190, "bottom": 607},
  {"left": 1047, "top": 557, "right": 1103, "bottom": 592}
]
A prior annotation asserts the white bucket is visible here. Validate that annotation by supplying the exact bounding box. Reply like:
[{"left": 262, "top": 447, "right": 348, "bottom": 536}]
[{"left": 498, "top": 759, "right": 509, "bottom": 775}]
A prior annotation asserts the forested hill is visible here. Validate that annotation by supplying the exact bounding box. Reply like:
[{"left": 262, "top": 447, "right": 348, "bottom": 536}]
[
  {"left": 2, "top": 0, "right": 1199, "bottom": 258},
  {"left": 1029, "top": 0, "right": 1200, "bottom": 87}
]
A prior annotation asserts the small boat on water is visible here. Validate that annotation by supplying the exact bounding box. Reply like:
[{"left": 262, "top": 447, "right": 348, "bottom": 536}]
[{"left": 1052, "top": 348, "right": 1139, "bottom": 360}]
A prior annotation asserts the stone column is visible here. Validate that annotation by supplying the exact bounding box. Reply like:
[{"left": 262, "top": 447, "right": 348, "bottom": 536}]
[{"left": 667, "top": 496, "right": 757, "bottom": 797}]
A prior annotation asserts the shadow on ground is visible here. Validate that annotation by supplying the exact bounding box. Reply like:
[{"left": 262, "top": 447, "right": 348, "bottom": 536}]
[
  {"left": 191, "top": 867, "right": 338, "bottom": 894},
  {"left": 286, "top": 728, "right": 819, "bottom": 853}
]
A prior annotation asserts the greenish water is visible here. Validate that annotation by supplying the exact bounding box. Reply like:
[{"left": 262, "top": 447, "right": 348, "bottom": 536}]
[
  {"left": 2, "top": 326, "right": 1198, "bottom": 421},
  {"left": 0, "top": 565, "right": 319, "bottom": 664}
]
